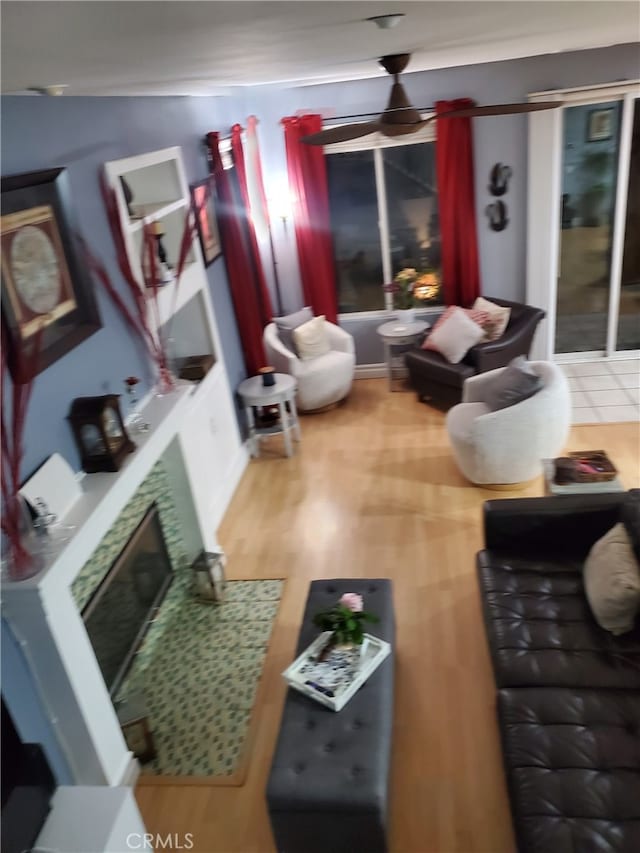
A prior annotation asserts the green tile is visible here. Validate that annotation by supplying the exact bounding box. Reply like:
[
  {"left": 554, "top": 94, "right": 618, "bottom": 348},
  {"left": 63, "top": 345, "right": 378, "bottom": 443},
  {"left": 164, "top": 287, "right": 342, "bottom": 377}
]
[{"left": 114, "top": 579, "right": 283, "bottom": 777}]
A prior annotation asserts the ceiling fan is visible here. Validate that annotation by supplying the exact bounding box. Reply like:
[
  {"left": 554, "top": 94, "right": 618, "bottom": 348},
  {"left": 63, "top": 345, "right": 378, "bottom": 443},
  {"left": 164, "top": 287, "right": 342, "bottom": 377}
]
[{"left": 301, "top": 53, "right": 562, "bottom": 145}]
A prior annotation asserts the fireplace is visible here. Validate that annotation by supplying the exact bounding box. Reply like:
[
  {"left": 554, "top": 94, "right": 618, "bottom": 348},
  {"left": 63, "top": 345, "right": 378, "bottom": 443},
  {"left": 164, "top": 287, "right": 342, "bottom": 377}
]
[{"left": 82, "top": 504, "right": 173, "bottom": 696}]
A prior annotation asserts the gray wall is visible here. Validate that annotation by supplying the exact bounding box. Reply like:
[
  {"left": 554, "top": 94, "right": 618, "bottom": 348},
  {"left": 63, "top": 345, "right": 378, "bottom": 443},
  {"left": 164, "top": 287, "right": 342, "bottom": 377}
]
[
  {"left": 1, "top": 94, "right": 247, "bottom": 479},
  {"left": 244, "top": 43, "right": 639, "bottom": 363}
]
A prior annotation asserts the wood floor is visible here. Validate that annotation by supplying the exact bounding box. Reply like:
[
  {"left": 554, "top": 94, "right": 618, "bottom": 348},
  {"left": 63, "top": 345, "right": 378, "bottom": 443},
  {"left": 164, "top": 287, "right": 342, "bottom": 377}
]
[{"left": 136, "top": 378, "right": 640, "bottom": 853}]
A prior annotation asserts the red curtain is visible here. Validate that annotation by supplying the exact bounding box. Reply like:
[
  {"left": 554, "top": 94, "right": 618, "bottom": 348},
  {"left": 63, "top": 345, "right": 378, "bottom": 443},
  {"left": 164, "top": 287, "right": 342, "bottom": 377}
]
[
  {"left": 206, "top": 131, "right": 268, "bottom": 375},
  {"left": 230, "top": 124, "right": 273, "bottom": 322},
  {"left": 281, "top": 115, "right": 338, "bottom": 323},
  {"left": 435, "top": 99, "right": 481, "bottom": 306}
]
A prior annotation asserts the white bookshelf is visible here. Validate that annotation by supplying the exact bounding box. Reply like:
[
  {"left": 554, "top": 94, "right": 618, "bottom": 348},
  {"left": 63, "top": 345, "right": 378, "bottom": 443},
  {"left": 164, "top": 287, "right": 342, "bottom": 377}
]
[
  {"left": 105, "top": 147, "right": 200, "bottom": 340},
  {"left": 103, "top": 145, "right": 248, "bottom": 544}
]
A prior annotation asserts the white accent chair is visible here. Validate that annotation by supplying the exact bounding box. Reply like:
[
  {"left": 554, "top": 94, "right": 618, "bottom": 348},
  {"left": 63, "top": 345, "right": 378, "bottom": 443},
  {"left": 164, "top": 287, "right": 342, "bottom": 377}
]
[
  {"left": 263, "top": 322, "right": 356, "bottom": 411},
  {"left": 446, "top": 361, "right": 571, "bottom": 486}
]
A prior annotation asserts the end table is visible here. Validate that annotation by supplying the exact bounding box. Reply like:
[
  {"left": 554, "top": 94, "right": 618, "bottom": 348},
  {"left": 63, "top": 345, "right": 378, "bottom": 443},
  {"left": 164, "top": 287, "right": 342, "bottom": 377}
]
[
  {"left": 377, "top": 320, "right": 429, "bottom": 391},
  {"left": 238, "top": 373, "right": 301, "bottom": 458}
]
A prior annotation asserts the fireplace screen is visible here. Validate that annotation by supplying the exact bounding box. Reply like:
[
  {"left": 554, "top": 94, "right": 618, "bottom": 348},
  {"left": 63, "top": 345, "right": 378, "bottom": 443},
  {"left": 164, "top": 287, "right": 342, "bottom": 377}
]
[{"left": 82, "top": 504, "right": 173, "bottom": 695}]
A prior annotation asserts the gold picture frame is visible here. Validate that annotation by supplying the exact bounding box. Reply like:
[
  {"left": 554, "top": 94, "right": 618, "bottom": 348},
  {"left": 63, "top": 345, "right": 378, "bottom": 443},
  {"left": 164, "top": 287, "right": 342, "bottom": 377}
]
[{"left": 1, "top": 168, "right": 101, "bottom": 381}]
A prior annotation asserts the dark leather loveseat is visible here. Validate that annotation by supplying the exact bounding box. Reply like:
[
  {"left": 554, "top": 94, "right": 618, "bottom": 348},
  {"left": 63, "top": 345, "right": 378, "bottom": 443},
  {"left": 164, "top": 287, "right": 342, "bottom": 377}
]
[
  {"left": 477, "top": 492, "right": 640, "bottom": 853},
  {"left": 405, "top": 297, "right": 545, "bottom": 408}
]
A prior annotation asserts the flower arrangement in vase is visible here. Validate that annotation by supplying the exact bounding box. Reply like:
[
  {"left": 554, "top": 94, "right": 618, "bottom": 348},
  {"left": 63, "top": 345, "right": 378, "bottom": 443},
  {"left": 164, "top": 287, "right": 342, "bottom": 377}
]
[
  {"left": 384, "top": 267, "right": 441, "bottom": 321},
  {"left": 313, "top": 592, "right": 379, "bottom": 655}
]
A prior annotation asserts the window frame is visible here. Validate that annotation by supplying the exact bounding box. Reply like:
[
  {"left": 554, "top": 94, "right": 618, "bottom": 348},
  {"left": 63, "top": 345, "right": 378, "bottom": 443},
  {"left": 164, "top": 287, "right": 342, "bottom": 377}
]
[{"left": 324, "top": 120, "right": 440, "bottom": 317}]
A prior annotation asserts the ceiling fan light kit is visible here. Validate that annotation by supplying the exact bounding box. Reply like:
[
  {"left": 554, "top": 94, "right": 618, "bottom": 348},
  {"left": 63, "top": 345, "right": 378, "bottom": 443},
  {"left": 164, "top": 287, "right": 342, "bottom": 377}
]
[
  {"left": 366, "top": 14, "right": 405, "bottom": 30},
  {"left": 27, "top": 84, "right": 68, "bottom": 96},
  {"left": 300, "top": 53, "right": 564, "bottom": 146}
]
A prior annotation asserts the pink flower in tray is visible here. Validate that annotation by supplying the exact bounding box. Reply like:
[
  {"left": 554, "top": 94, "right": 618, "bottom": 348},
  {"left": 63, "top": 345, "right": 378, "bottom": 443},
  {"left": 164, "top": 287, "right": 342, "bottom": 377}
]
[{"left": 339, "top": 592, "right": 363, "bottom": 612}]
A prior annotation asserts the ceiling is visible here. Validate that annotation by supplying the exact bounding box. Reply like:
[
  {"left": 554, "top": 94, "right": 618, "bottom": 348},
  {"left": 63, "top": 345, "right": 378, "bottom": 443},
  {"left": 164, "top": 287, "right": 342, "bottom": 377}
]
[{"left": 2, "top": 1, "right": 638, "bottom": 96}]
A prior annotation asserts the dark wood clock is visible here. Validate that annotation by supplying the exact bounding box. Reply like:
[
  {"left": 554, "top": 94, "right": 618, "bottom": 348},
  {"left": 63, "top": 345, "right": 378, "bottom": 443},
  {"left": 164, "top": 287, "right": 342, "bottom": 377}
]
[{"left": 68, "top": 394, "right": 136, "bottom": 473}]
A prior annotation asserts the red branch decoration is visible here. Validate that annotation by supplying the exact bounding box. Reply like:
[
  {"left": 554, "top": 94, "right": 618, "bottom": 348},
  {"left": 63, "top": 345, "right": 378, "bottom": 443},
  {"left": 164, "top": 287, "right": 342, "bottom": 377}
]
[
  {"left": 1, "top": 331, "right": 43, "bottom": 580},
  {"left": 80, "top": 174, "right": 205, "bottom": 394}
]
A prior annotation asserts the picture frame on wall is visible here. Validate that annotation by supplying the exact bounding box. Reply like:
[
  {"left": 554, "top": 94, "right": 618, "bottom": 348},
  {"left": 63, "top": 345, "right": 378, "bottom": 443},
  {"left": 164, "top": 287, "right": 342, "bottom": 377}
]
[
  {"left": 1, "top": 167, "right": 102, "bottom": 382},
  {"left": 190, "top": 178, "right": 222, "bottom": 267},
  {"left": 586, "top": 108, "right": 614, "bottom": 142}
]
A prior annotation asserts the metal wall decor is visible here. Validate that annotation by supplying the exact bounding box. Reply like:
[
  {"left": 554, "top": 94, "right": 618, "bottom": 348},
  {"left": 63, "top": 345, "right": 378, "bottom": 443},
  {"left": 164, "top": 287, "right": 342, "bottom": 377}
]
[
  {"left": 486, "top": 200, "right": 509, "bottom": 232},
  {"left": 486, "top": 163, "right": 512, "bottom": 231},
  {"left": 488, "top": 163, "right": 512, "bottom": 196}
]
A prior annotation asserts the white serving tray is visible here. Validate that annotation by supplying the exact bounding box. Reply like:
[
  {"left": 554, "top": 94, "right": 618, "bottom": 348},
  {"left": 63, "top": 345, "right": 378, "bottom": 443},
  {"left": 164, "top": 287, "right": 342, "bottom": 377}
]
[{"left": 282, "top": 631, "right": 391, "bottom": 712}]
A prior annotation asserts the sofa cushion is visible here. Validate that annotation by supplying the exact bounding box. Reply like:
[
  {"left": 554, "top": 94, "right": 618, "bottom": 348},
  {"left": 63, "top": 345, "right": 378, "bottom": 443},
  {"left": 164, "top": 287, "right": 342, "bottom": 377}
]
[
  {"left": 405, "top": 348, "right": 476, "bottom": 389},
  {"left": 477, "top": 549, "right": 640, "bottom": 689},
  {"left": 483, "top": 356, "right": 544, "bottom": 411},
  {"left": 423, "top": 305, "right": 494, "bottom": 348},
  {"left": 584, "top": 523, "right": 640, "bottom": 635},
  {"left": 293, "top": 315, "right": 331, "bottom": 361},
  {"left": 422, "top": 307, "right": 485, "bottom": 363},
  {"left": 498, "top": 687, "right": 640, "bottom": 853},
  {"left": 473, "top": 296, "right": 511, "bottom": 340},
  {"left": 274, "top": 306, "right": 314, "bottom": 354},
  {"left": 622, "top": 489, "right": 640, "bottom": 562}
]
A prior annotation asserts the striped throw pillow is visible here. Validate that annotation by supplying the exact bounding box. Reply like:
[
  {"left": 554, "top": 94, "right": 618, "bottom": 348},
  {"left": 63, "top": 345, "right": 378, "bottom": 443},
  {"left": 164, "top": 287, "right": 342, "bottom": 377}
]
[{"left": 422, "top": 306, "right": 492, "bottom": 351}]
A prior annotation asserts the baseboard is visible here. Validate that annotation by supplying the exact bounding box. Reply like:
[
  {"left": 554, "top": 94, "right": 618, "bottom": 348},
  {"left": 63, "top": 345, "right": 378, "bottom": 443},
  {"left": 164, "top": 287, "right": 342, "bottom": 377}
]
[
  {"left": 355, "top": 363, "right": 387, "bottom": 379},
  {"left": 210, "top": 443, "right": 249, "bottom": 531}
]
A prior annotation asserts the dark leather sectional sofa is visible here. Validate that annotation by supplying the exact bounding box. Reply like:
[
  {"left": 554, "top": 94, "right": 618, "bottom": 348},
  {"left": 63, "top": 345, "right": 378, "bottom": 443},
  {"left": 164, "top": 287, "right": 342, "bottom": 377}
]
[{"left": 477, "top": 492, "right": 640, "bottom": 853}]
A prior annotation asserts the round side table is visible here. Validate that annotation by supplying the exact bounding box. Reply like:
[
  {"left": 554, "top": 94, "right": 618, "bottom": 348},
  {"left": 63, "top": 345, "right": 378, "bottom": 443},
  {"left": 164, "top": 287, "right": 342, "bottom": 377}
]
[
  {"left": 238, "top": 373, "right": 301, "bottom": 458},
  {"left": 377, "top": 320, "right": 429, "bottom": 391}
]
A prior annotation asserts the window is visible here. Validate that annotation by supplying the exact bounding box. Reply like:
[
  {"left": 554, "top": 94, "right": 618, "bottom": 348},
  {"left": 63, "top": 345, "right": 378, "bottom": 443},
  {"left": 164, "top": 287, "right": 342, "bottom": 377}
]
[{"left": 325, "top": 128, "right": 441, "bottom": 314}]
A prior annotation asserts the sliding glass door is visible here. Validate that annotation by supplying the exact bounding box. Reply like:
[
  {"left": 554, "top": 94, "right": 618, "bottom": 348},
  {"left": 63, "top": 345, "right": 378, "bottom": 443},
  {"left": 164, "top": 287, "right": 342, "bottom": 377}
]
[
  {"left": 618, "top": 99, "right": 640, "bottom": 351},
  {"left": 555, "top": 93, "right": 639, "bottom": 357}
]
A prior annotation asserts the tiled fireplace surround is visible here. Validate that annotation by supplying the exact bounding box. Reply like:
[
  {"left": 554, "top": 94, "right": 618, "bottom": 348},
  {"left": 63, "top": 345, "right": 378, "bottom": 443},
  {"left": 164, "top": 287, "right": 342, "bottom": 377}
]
[{"left": 2, "top": 386, "right": 248, "bottom": 787}]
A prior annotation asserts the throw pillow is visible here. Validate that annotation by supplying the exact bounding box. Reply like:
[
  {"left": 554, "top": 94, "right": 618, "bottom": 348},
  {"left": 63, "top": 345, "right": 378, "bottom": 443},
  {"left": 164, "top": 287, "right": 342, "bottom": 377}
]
[
  {"left": 292, "top": 315, "right": 331, "bottom": 361},
  {"left": 483, "top": 356, "right": 543, "bottom": 411},
  {"left": 422, "top": 306, "right": 493, "bottom": 351},
  {"left": 424, "top": 307, "right": 485, "bottom": 364},
  {"left": 472, "top": 297, "right": 511, "bottom": 340},
  {"left": 274, "top": 307, "right": 314, "bottom": 355},
  {"left": 583, "top": 523, "right": 640, "bottom": 635}
]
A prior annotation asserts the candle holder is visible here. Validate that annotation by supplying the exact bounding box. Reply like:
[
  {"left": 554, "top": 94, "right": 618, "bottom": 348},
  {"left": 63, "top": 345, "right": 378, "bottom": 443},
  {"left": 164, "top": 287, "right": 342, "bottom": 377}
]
[
  {"left": 260, "top": 366, "right": 276, "bottom": 387},
  {"left": 124, "top": 376, "right": 150, "bottom": 433},
  {"left": 151, "top": 221, "right": 174, "bottom": 284}
]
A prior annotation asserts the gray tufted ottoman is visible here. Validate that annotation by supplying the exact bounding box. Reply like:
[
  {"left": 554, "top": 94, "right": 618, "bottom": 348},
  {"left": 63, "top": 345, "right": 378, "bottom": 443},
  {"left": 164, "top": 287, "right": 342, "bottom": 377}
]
[{"left": 266, "top": 579, "right": 395, "bottom": 853}]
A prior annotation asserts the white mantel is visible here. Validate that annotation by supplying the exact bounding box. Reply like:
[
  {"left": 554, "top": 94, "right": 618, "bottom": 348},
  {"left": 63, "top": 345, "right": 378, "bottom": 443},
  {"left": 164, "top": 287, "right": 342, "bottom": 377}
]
[
  {"left": 6, "top": 383, "right": 193, "bottom": 597},
  {"left": 1, "top": 370, "right": 248, "bottom": 786}
]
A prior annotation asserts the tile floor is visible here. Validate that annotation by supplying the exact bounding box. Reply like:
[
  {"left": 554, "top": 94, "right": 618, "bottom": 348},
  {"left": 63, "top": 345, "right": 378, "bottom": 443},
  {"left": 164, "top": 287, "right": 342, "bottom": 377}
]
[{"left": 561, "top": 359, "right": 640, "bottom": 424}]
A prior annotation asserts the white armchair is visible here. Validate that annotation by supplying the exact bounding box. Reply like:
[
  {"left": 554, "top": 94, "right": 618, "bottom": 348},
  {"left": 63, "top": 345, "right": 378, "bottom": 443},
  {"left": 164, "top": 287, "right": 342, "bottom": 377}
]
[
  {"left": 263, "top": 321, "right": 356, "bottom": 411},
  {"left": 446, "top": 361, "right": 571, "bottom": 486}
]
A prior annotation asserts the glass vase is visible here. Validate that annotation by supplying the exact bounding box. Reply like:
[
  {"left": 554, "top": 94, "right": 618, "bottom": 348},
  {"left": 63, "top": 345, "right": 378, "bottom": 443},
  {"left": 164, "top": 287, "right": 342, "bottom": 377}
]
[
  {"left": 155, "top": 366, "right": 177, "bottom": 398},
  {"left": 125, "top": 385, "right": 149, "bottom": 434},
  {"left": 395, "top": 308, "right": 416, "bottom": 323},
  {"left": 1, "top": 496, "right": 46, "bottom": 582}
]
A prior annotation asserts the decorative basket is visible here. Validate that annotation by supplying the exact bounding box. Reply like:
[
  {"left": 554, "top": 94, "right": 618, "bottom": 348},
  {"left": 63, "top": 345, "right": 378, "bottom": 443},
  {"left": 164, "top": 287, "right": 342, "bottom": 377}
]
[{"left": 562, "top": 450, "right": 617, "bottom": 483}]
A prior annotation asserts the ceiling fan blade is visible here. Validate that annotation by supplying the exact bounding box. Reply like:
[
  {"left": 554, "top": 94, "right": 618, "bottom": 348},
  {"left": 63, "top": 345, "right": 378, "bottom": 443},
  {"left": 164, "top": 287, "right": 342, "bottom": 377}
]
[
  {"left": 438, "top": 100, "right": 563, "bottom": 119},
  {"left": 300, "top": 121, "right": 382, "bottom": 146},
  {"left": 379, "top": 115, "right": 437, "bottom": 137}
]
